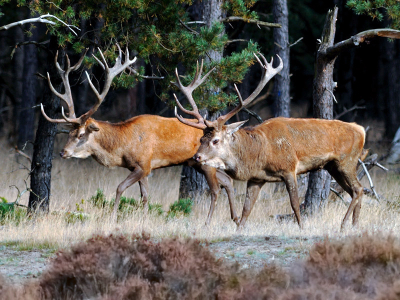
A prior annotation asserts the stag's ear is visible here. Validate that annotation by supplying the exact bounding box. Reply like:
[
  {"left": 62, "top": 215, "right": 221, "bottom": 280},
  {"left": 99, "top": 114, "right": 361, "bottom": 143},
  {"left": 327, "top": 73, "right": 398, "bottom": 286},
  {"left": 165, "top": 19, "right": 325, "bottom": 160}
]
[
  {"left": 226, "top": 120, "right": 247, "bottom": 135},
  {"left": 88, "top": 123, "right": 100, "bottom": 132}
]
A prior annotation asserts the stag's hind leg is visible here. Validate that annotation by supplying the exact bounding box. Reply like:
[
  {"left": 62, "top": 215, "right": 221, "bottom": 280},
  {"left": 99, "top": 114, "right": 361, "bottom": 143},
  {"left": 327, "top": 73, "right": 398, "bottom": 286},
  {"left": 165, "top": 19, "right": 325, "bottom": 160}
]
[
  {"left": 237, "top": 181, "right": 264, "bottom": 231},
  {"left": 283, "top": 173, "right": 302, "bottom": 229},
  {"left": 326, "top": 162, "right": 363, "bottom": 231},
  {"left": 139, "top": 176, "right": 149, "bottom": 213},
  {"left": 112, "top": 167, "right": 146, "bottom": 221}
]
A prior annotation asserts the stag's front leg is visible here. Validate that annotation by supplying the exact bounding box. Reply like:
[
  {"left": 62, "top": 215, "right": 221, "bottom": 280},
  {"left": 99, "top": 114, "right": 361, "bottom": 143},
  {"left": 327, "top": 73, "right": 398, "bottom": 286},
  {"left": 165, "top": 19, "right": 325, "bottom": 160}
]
[
  {"left": 283, "top": 173, "right": 302, "bottom": 229},
  {"left": 112, "top": 168, "right": 145, "bottom": 221},
  {"left": 196, "top": 164, "right": 221, "bottom": 226},
  {"left": 215, "top": 169, "right": 239, "bottom": 225},
  {"left": 237, "top": 181, "right": 264, "bottom": 231}
]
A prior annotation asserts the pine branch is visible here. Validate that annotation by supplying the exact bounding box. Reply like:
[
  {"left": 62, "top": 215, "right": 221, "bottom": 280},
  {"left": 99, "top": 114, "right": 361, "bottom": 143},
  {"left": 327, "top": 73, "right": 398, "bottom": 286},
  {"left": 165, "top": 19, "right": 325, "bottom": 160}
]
[{"left": 220, "top": 16, "right": 281, "bottom": 28}]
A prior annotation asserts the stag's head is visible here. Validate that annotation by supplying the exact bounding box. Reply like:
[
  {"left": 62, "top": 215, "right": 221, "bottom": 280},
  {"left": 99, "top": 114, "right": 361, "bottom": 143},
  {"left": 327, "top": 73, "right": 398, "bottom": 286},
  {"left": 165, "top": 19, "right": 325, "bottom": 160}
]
[
  {"left": 41, "top": 44, "right": 136, "bottom": 159},
  {"left": 173, "top": 53, "right": 283, "bottom": 170}
]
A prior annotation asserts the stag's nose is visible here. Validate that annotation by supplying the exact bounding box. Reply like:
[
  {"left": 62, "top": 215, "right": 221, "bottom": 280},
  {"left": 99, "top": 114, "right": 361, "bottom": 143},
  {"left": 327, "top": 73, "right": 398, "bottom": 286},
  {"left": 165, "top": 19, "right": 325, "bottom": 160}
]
[
  {"left": 193, "top": 154, "right": 202, "bottom": 162},
  {"left": 60, "top": 150, "right": 66, "bottom": 158}
]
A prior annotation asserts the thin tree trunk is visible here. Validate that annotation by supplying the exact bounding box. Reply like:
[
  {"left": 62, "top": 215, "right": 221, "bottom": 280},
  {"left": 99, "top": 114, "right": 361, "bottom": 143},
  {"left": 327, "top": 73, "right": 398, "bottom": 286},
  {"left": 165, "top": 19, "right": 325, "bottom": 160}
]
[
  {"left": 18, "top": 21, "right": 38, "bottom": 150},
  {"left": 272, "top": 0, "right": 290, "bottom": 118},
  {"left": 303, "top": 8, "right": 338, "bottom": 214},
  {"left": 28, "top": 37, "right": 62, "bottom": 214},
  {"left": 179, "top": 0, "right": 225, "bottom": 201},
  {"left": 12, "top": 11, "right": 24, "bottom": 144}
]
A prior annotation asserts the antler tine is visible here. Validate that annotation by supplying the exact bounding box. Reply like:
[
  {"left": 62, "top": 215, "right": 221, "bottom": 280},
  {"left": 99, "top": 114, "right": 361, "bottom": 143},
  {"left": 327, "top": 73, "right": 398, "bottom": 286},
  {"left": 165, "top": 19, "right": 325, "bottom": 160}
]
[
  {"left": 172, "top": 61, "right": 215, "bottom": 129},
  {"left": 42, "top": 49, "right": 89, "bottom": 124},
  {"left": 70, "top": 48, "right": 89, "bottom": 72},
  {"left": 174, "top": 106, "right": 206, "bottom": 130},
  {"left": 217, "top": 53, "right": 283, "bottom": 126},
  {"left": 97, "top": 47, "right": 109, "bottom": 70},
  {"left": 60, "top": 106, "right": 81, "bottom": 124},
  {"left": 92, "top": 53, "right": 105, "bottom": 70},
  {"left": 40, "top": 103, "right": 68, "bottom": 123},
  {"left": 80, "top": 45, "right": 137, "bottom": 122}
]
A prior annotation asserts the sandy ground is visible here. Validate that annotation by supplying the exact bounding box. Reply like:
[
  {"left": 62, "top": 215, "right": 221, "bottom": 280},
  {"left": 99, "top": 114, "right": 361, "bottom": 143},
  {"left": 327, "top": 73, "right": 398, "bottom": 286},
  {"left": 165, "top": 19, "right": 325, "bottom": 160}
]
[{"left": 0, "top": 234, "right": 318, "bottom": 284}]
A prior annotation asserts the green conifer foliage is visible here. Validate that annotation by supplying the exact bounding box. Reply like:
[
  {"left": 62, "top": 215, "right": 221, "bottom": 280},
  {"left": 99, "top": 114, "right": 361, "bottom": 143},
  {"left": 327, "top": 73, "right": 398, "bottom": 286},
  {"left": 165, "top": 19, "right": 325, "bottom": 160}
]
[
  {"left": 10, "top": 0, "right": 268, "bottom": 113},
  {"left": 347, "top": 0, "right": 400, "bottom": 29}
]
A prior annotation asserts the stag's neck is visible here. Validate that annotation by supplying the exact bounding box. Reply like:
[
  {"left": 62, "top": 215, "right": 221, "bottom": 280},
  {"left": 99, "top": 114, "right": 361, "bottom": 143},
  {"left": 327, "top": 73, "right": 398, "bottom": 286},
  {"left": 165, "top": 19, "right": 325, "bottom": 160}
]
[
  {"left": 223, "top": 128, "right": 269, "bottom": 181},
  {"left": 89, "top": 119, "right": 134, "bottom": 168}
]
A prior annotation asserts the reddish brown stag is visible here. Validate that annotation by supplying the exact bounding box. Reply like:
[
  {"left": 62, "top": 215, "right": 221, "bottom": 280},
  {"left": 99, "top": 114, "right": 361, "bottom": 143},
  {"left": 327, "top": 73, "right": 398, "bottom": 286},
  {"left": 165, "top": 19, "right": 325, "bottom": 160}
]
[
  {"left": 41, "top": 45, "right": 238, "bottom": 224},
  {"left": 174, "top": 53, "right": 367, "bottom": 231}
]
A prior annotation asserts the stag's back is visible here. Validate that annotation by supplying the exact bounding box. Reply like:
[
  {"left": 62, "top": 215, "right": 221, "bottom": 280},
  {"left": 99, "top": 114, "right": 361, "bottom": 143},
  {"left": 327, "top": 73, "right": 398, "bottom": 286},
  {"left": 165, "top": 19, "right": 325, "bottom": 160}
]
[
  {"left": 247, "top": 117, "right": 365, "bottom": 175},
  {"left": 121, "top": 115, "right": 203, "bottom": 168}
]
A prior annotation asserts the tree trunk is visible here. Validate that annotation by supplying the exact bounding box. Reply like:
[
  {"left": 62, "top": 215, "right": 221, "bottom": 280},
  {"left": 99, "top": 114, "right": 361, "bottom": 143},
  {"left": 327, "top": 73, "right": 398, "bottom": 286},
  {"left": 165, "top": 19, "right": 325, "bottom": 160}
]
[
  {"left": 303, "top": 8, "right": 338, "bottom": 214},
  {"left": 18, "top": 21, "right": 38, "bottom": 150},
  {"left": 179, "top": 0, "right": 225, "bottom": 201},
  {"left": 272, "top": 0, "right": 290, "bottom": 118},
  {"left": 11, "top": 11, "right": 24, "bottom": 144},
  {"left": 28, "top": 37, "right": 62, "bottom": 214}
]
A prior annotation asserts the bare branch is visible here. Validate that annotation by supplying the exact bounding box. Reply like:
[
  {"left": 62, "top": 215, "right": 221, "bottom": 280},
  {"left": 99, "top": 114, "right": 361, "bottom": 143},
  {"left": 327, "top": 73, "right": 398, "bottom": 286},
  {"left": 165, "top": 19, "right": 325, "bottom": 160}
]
[
  {"left": 127, "top": 66, "right": 164, "bottom": 80},
  {"left": 334, "top": 103, "right": 366, "bottom": 120},
  {"left": 179, "top": 19, "right": 199, "bottom": 35},
  {"left": 220, "top": 16, "right": 281, "bottom": 28},
  {"left": 325, "top": 28, "right": 400, "bottom": 60},
  {"left": 0, "top": 13, "right": 81, "bottom": 36},
  {"left": 14, "top": 146, "right": 32, "bottom": 164}
]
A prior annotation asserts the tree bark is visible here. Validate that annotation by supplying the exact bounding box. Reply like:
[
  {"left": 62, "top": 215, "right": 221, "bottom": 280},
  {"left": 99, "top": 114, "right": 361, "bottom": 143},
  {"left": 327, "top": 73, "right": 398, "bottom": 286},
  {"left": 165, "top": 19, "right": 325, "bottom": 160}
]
[
  {"left": 11, "top": 11, "right": 24, "bottom": 144},
  {"left": 179, "top": 0, "right": 225, "bottom": 201},
  {"left": 18, "top": 21, "right": 38, "bottom": 150},
  {"left": 303, "top": 7, "right": 338, "bottom": 214},
  {"left": 272, "top": 0, "right": 290, "bottom": 118},
  {"left": 28, "top": 37, "right": 62, "bottom": 214}
]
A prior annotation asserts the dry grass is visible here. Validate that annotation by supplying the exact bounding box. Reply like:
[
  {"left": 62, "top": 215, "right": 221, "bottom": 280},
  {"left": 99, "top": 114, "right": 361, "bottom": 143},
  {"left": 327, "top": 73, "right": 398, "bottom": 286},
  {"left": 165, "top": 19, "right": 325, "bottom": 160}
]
[{"left": 1, "top": 138, "right": 400, "bottom": 250}]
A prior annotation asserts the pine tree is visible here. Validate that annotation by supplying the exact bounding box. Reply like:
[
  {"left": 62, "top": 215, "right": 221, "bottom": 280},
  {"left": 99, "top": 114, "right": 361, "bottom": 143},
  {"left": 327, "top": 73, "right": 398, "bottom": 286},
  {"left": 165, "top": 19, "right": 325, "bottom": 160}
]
[{"left": 0, "top": 0, "right": 280, "bottom": 211}]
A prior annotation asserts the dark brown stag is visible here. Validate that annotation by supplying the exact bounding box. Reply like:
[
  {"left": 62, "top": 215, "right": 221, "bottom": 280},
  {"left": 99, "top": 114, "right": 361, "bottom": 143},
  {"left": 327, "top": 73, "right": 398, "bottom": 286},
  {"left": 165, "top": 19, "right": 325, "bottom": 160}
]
[
  {"left": 174, "top": 53, "right": 367, "bottom": 231},
  {"left": 41, "top": 45, "right": 238, "bottom": 224}
]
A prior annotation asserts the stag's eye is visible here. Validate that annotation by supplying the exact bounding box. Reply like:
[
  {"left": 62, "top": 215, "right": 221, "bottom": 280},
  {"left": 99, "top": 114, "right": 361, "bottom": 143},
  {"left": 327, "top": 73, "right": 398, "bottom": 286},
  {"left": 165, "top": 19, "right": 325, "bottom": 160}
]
[
  {"left": 78, "top": 133, "right": 85, "bottom": 139},
  {"left": 212, "top": 139, "right": 219, "bottom": 145}
]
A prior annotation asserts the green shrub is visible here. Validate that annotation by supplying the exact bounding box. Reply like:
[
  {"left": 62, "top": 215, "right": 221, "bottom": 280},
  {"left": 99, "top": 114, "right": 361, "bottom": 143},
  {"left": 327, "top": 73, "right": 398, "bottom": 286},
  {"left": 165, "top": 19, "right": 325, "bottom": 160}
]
[
  {"left": 0, "top": 197, "right": 26, "bottom": 225},
  {"left": 167, "top": 198, "right": 193, "bottom": 219},
  {"left": 88, "top": 189, "right": 108, "bottom": 208},
  {"left": 148, "top": 203, "right": 164, "bottom": 216},
  {"left": 65, "top": 200, "right": 89, "bottom": 224},
  {"left": 88, "top": 189, "right": 164, "bottom": 216}
]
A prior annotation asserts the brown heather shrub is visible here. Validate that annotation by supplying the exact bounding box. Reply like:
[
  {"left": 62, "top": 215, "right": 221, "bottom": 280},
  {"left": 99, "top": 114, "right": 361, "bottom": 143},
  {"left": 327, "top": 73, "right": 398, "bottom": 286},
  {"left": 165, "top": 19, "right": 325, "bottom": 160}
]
[
  {"left": 4, "top": 232, "right": 400, "bottom": 299},
  {"left": 39, "top": 233, "right": 236, "bottom": 299},
  {"left": 290, "top": 232, "right": 400, "bottom": 299},
  {"left": 0, "top": 274, "right": 41, "bottom": 300}
]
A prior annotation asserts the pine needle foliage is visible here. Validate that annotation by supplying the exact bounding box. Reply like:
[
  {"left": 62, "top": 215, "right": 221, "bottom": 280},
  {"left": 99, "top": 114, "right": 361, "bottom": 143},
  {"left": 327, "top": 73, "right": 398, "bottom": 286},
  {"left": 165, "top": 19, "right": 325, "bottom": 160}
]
[
  {"left": 347, "top": 0, "right": 400, "bottom": 29},
  {"left": 4, "top": 0, "right": 266, "bottom": 112}
]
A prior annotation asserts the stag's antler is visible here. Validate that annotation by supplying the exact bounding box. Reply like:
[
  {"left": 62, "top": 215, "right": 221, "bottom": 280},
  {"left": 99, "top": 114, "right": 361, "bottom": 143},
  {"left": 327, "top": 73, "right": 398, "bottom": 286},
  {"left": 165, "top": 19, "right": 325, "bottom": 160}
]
[
  {"left": 41, "top": 44, "right": 136, "bottom": 125},
  {"left": 215, "top": 53, "right": 283, "bottom": 128},
  {"left": 41, "top": 48, "right": 88, "bottom": 124},
  {"left": 173, "top": 53, "right": 283, "bottom": 129},
  {"left": 172, "top": 60, "right": 215, "bottom": 130}
]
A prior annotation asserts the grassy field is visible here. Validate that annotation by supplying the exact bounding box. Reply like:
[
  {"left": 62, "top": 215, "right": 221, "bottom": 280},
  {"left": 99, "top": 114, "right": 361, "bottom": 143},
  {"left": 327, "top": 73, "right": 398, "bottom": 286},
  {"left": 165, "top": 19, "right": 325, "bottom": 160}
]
[{"left": 1, "top": 137, "right": 399, "bottom": 252}]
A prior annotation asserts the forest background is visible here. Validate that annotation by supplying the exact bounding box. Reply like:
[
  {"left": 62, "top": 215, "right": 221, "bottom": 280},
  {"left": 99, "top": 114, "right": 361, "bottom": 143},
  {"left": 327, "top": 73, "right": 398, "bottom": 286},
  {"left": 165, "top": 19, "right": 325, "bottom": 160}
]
[{"left": 0, "top": 0, "right": 399, "bottom": 212}]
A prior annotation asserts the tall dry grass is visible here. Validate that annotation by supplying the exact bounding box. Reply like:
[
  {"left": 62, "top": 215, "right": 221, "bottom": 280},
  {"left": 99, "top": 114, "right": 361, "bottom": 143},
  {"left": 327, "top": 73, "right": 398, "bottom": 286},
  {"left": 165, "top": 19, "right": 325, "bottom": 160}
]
[{"left": 1, "top": 138, "right": 400, "bottom": 249}]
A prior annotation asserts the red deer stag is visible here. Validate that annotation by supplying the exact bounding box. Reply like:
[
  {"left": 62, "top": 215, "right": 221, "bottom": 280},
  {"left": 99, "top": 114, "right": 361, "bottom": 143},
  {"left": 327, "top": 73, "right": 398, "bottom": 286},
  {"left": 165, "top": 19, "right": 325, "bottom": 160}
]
[
  {"left": 174, "top": 53, "right": 367, "bottom": 231},
  {"left": 41, "top": 45, "right": 239, "bottom": 224}
]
